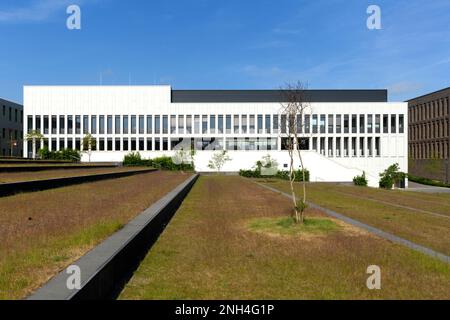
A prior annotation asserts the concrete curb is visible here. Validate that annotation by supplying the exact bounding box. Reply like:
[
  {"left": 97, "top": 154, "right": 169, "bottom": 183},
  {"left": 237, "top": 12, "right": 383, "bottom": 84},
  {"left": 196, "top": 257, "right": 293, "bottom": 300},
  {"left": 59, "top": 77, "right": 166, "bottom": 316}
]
[
  {"left": 255, "top": 181, "right": 450, "bottom": 264},
  {"left": 27, "top": 173, "right": 199, "bottom": 300},
  {"left": 0, "top": 168, "right": 157, "bottom": 197}
]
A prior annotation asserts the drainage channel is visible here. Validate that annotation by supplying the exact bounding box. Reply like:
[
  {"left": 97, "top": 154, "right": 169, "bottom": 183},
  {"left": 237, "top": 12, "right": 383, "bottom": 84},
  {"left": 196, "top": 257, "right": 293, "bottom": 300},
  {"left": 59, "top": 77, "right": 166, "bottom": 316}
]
[{"left": 27, "top": 173, "right": 199, "bottom": 300}]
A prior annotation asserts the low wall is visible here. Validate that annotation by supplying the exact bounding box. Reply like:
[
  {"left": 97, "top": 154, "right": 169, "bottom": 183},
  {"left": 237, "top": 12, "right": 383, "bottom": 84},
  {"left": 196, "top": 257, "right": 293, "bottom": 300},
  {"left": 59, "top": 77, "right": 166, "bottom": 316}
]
[
  {"left": 0, "top": 164, "right": 117, "bottom": 173},
  {"left": 0, "top": 168, "right": 156, "bottom": 197},
  {"left": 27, "top": 173, "right": 199, "bottom": 300},
  {"left": 409, "top": 159, "right": 449, "bottom": 183}
]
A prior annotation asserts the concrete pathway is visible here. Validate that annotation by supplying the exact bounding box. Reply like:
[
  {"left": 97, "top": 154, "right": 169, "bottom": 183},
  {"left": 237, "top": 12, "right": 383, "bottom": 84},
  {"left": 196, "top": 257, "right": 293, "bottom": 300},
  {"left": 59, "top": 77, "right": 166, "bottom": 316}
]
[
  {"left": 405, "top": 181, "right": 450, "bottom": 194},
  {"left": 254, "top": 181, "right": 450, "bottom": 264}
]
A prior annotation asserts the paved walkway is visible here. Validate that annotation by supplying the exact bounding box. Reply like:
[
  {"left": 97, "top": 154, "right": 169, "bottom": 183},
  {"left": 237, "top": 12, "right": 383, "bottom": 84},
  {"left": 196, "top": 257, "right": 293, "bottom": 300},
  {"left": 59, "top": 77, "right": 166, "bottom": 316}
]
[
  {"left": 254, "top": 181, "right": 450, "bottom": 264},
  {"left": 405, "top": 181, "right": 450, "bottom": 194}
]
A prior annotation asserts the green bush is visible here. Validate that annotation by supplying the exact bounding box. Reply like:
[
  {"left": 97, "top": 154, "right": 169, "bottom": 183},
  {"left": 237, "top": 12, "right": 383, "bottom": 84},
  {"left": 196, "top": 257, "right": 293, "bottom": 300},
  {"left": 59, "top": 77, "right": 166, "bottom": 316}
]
[
  {"left": 123, "top": 152, "right": 144, "bottom": 166},
  {"left": 379, "top": 163, "right": 406, "bottom": 189},
  {"left": 37, "top": 147, "right": 80, "bottom": 162},
  {"left": 353, "top": 172, "right": 368, "bottom": 186},
  {"left": 150, "top": 156, "right": 194, "bottom": 171},
  {"left": 408, "top": 174, "right": 450, "bottom": 188},
  {"left": 239, "top": 168, "right": 310, "bottom": 182}
]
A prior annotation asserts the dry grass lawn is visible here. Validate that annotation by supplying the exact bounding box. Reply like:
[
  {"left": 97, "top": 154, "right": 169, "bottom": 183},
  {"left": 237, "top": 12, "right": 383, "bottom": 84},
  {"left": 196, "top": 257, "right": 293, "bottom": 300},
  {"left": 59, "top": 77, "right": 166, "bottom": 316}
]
[
  {"left": 0, "top": 171, "right": 189, "bottom": 299},
  {"left": 259, "top": 180, "right": 450, "bottom": 256},
  {"left": 120, "top": 176, "right": 450, "bottom": 300},
  {"left": 0, "top": 166, "right": 150, "bottom": 183}
]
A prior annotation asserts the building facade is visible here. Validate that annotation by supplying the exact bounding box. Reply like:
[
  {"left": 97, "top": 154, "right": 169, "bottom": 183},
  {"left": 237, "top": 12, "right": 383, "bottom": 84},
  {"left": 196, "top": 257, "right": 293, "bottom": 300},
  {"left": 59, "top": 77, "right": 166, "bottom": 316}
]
[
  {"left": 24, "top": 86, "right": 408, "bottom": 187},
  {"left": 0, "top": 98, "right": 23, "bottom": 157},
  {"left": 407, "top": 87, "right": 450, "bottom": 183}
]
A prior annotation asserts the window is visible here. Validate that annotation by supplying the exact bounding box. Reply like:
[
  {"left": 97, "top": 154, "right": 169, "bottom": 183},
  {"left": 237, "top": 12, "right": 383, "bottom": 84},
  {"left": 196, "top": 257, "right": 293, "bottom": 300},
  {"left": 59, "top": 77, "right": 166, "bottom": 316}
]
[
  {"left": 91, "top": 116, "right": 97, "bottom": 134},
  {"left": 59, "top": 138, "right": 65, "bottom": 150},
  {"left": 210, "top": 115, "right": 216, "bottom": 134},
  {"left": 226, "top": 115, "right": 231, "bottom": 134},
  {"left": 139, "top": 138, "right": 144, "bottom": 151},
  {"left": 344, "top": 137, "right": 349, "bottom": 157},
  {"left": 99, "top": 116, "right": 105, "bottom": 134},
  {"left": 115, "top": 138, "right": 121, "bottom": 151},
  {"left": 162, "top": 138, "right": 169, "bottom": 151},
  {"left": 368, "top": 137, "right": 373, "bottom": 156},
  {"left": 360, "top": 137, "right": 364, "bottom": 156},
  {"left": 162, "top": 115, "right": 168, "bottom": 134},
  {"left": 399, "top": 114, "right": 404, "bottom": 134},
  {"left": 15, "top": 109, "right": 18, "bottom": 122},
  {"left": 131, "top": 138, "right": 136, "bottom": 151},
  {"left": 107, "top": 138, "right": 113, "bottom": 151},
  {"left": 123, "top": 116, "right": 129, "bottom": 134},
  {"left": 123, "top": 138, "right": 129, "bottom": 151},
  {"left": 194, "top": 115, "right": 200, "bottom": 134},
  {"left": 272, "top": 115, "right": 279, "bottom": 134},
  {"left": 99, "top": 138, "right": 105, "bottom": 151},
  {"left": 359, "top": 115, "right": 365, "bottom": 134},
  {"left": 8, "top": 107, "right": 11, "bottom": 121},
  {"left": 280, "top": 115, "right": 287, "bottom": 134},
  {"left": 186, "top": 115, "right": 192, "bottom": 134},
  {"left": 375, "top": 115, "right": 381, "bottom": 133},
  {"left": 328, "top": 137, "right": 333, "bottom": 156},
  {"left": 178, "top": 115, "right": 184, "bottom": 134},
  {"left": 67, "top": 138, "right": 73, "bottom": 150},
  {"left": 249, "top": 115, "right": 255, "bottom": 134},
  {"left": 375, "top": 137, "right": 381, "bottom": 156},
  {"left": 218, "top": 115, "right": 223, "bottom": 134},
  {"left": 336, "top": 115, "right": 341, "bottom": 134},
  {"left": 155, "top": 138, "right": 161, "bottom": 151},
  {"left": 257, "top": 115, "right": 263, "bottom": 134},
  {"left": 171, "top": 115, "right": 176, "bottom": 134},
  {"left": 52, "top": 116, "right": 57, "bottom": 134},
  {"left": 391, "top": 114, "right": 396, "bottom": 133},
  {"left": 265, "top": 115, "right": 270, "bottom": 134},
  {"left": 44, "top": 115, "right": 49, "bottom": 134},
  {"left": 344, "top": 115, "right": 349, "bottom": 133},
  {"left": 146, "top": 138, "right": 152, "bottom": 151},
  {"left": 139, "top": 116, "right": 144, "bottom": 134},
  {"left": 83, "top": 116, "right": 89, "bottom": 134},
  {"left": 131, "top": 116, "right": 137, "bottom": 134},
  {"left": 242, "top": 115, "right": 247, "bottom": 134},
  {"left": 383, "top": 114, "right": 389, "bottom": 133},
  {"left": 296, "top": 114, "right": 302, "bottom": 134},
  {"left": 27, "top": 116, "right": 33, "bottom": 133},
  {"left": 155, "top": 116, "right": 160, "bottom": 134},
  {"left": 351, "top": 115, "right": 357, "bottom": 134},
  {"left": 320, "top": 115, "right": 326, "bottom": 134},
  {"left": 75, "top": 116, "right": 80, "bottom": 134},
  {"left": 115, "top": 116, "right": 121, "bottom": 134},
  {"left": 304, "top": 115, "right": 310, "bottom": 134},
  {"left": 312, "top": 115, "right": 318, "bottom": 134},
  {"left": 68, "top": 116, "right": 73, "bottom": 134},
  {"left": 234, "top": 115, "right": 239, "bottom": 134},
  {"left": 59, "top": 116, "right": 65, "bottom": 134},
  {"left": 367, "top": 115, "right": 373, "bottom": 133},
  {"left": 75, "top": 138, "right": 81, "bottom": 151},
  {"left": 328, "top": 115, "right": 333, "bottom": 133},
  {"left": 147, "top": 115, "right": 152, "bottom": 134}
]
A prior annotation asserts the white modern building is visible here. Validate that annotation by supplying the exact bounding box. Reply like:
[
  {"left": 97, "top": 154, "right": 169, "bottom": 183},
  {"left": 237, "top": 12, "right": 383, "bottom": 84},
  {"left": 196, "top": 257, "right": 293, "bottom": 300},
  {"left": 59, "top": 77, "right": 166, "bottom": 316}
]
[{"left": 23, "top": 85, "right": 408, "bottom": 187}]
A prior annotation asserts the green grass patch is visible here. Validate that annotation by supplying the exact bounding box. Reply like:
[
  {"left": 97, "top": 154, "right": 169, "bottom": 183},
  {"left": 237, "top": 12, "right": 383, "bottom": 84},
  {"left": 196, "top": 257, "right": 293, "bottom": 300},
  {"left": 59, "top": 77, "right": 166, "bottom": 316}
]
[{"left": 247, "top": 217, "right": 340, "bottom": 237}]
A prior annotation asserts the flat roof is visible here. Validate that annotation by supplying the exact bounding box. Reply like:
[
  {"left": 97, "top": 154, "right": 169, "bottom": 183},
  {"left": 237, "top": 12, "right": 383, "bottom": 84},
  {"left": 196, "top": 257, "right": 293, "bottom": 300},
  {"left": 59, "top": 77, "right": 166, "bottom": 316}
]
[{"left": 171, "top": 89, "right": 388, "bottom": 103}]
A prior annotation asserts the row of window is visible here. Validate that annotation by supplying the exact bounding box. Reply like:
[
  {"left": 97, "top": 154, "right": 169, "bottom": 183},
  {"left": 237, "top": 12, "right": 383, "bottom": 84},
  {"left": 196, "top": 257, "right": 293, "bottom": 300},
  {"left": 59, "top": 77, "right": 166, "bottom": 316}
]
[
  {"left": 2, "top": 105, "right": 23, "bottom": 123},
  {"left": 1, "top": 128, "right": 23, "bottom": 141},
  {"left": 409, "top": 141, "right": 450, "bottom": 159},
  {"left": 409, "top": 97, "right": 449, "bottom": 123},
  {"left": 27, "top": 136, "right": 382, "bottom": 158},
  {"left": 27, "top": 113, "right": 405, "bottom": 136},
  {"left": 409, "top": 119, "right": 449, "bottom": 141}
]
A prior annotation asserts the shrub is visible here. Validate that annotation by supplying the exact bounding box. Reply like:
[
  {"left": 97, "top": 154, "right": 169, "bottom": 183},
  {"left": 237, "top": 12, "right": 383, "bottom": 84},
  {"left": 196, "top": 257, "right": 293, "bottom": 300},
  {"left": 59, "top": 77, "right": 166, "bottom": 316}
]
[
  {"left": 353, "top": 172, "right": 368, "bottom": 186},
  {"left": 276, "top": 169, "right": 309, "bottom": 182},
  {"left": 239, "top": 168, "right": 310, "bottom": 182},
  {"left": 151, "top": 156, "right": 194, "bottom": 171},
  {"left": 123, "top": 152, "right": 143, "bottom": 166},
  {"left": 37, "top": 147, "right": 80, "bottom": 162},
  {"left": 379, "top": 163, "right": 405, "bottom": 189},
  {"left": 407, "top": 174, "right": 450, "bottom": 188}
]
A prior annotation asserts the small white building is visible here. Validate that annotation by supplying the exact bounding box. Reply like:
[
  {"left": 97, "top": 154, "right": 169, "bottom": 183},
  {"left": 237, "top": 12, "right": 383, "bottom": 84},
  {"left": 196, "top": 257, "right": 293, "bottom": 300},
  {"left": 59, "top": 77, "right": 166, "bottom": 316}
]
[{"left": 23, "top": 85, "right": 408, "bottom": 187}]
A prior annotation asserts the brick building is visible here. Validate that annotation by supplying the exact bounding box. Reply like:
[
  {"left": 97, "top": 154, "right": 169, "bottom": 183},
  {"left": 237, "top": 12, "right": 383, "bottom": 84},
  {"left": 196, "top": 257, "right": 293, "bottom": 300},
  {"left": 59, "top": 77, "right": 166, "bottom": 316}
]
[
  {"left": 407, "top": 87, "right": 450, "bottom": 183},
  {"left": 0, "top": 98, "right": 24, "bottom": 157}
]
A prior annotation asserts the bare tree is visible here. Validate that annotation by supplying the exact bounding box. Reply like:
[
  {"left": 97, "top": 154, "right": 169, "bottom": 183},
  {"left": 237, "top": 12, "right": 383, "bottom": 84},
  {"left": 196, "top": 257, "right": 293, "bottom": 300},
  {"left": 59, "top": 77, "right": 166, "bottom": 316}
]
[
  {"left": 82, "top": 133, "right": 97, "bottom": 162},
  {"left": 279, "top": 81, "right": 310, "bottom": 224}
]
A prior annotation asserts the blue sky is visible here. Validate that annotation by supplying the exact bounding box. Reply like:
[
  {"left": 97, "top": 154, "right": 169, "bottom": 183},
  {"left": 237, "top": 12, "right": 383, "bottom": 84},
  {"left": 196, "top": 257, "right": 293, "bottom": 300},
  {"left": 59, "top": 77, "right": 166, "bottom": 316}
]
[{"left": 1, "top": 0, "right": 449, "bottom": 103}]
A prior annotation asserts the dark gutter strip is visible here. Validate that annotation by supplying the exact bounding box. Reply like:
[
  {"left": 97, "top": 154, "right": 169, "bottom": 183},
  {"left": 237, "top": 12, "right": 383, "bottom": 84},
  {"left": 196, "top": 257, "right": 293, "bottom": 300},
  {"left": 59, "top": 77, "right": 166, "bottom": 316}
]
[
  {"left": 0, "top": 168, "right": 156, "bottom": 197},
  {"left": 0, "top": 165, "right": 117, "bottom": 173},
  {"left": 27, "top": 174, "right": 199, "bottom": 300}
]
